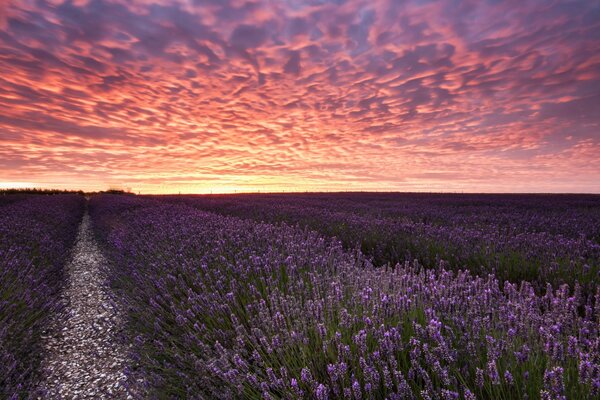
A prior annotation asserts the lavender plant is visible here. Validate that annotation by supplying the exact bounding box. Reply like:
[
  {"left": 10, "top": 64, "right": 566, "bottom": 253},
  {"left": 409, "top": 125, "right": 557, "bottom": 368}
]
[
  {"left": 0, "top": 195, "right": 84, "bottom": 399},
  {"left": 91, "top": 195, "right": 599, "bottom": 399},
  {"left": 160, "top": 193, "right": 600, "bottom": 292},
  {"left": 0, "top": 195, "right": 28, "bottom": 208}
]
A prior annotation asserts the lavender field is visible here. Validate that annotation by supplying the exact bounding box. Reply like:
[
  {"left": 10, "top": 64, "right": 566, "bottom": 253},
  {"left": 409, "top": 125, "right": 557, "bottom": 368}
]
[
  {"left": 161, "top": 193, "right": 600, "bottom": 292},
  {"left": 0, "top": 195, "right": 85, "bottom": 398},
  {"left": 1, "top": 193, "right": 599, "bottom": 399}
]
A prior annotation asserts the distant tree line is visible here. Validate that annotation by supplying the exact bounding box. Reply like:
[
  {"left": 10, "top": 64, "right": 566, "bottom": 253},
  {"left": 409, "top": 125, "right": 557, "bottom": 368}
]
[
  {"left": 0, "top": 188, "right": 85, "bottom": 195},
  {"left": 0, "top": 188, "right": 134, "bottom": 195}
]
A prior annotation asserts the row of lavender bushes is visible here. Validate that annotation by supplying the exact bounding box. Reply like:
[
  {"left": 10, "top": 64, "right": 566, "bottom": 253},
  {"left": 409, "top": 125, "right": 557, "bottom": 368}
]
[
  {"left": 0, "top": 195, "right": 85, "bottom": 399},
  {"left": 160, "top": 193, "right": 600, "bottom": 240},
  {"left": 90, "top": 194, "right": 599, "bottom": 399},
  {"left": 159, "top": 193, "right": 600, "bottom": 292}
]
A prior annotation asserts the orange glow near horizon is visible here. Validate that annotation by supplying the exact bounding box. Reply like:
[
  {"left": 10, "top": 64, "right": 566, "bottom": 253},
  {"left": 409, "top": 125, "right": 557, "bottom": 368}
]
[{"left": 1, "top": 0, "right": 599, "bottom": 194}]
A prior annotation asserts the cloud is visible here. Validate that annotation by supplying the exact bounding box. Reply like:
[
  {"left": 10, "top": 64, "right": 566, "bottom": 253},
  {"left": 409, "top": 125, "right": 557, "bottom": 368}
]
[
  {"left": 0, "top": 0, "right": 598, "bottom": 193},
  {"left": 283, "top": 50, "right": 302, "bottom": 75},
  {"left": 230, "top": 24, "right": 268, "bottom": 49}
]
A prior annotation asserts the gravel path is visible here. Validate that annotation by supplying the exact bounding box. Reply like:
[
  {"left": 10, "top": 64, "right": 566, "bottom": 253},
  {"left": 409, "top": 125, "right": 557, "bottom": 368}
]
[{"left": 38, "top": 212, "right": 132, "bottom": 399}]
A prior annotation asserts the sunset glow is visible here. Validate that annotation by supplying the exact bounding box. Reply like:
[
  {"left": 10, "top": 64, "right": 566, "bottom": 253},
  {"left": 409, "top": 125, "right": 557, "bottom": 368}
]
[{"left": 1, "top": 0, "right": 599, "bottom": 193}]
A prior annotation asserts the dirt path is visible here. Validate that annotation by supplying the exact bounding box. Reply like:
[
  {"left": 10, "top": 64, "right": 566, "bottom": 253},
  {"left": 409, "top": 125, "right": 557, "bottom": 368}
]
[{"left": 38, "top": 211, "right": 132, "bottom": 399}]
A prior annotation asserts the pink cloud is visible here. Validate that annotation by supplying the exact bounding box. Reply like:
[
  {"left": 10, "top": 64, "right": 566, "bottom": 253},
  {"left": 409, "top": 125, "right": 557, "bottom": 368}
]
[{"left": 0, "top": 0, "right": 599, "bottom": 193}]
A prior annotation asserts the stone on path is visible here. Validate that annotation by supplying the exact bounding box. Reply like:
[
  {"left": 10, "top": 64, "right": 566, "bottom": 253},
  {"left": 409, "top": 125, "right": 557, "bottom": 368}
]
[{"left": 38, "top": 211, "right": 132, "bottom": 399}]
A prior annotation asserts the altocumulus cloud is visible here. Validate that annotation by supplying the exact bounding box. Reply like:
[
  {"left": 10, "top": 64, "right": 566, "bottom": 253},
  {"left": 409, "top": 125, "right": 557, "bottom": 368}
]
[{"left": 0, "top": 0, "right": 599, "bottom": 192}]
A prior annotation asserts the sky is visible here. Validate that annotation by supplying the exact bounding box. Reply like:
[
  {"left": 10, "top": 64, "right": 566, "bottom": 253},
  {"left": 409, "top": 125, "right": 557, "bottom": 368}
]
[{"left": 0, "top": 0, "right": 599, "bottom": 194}]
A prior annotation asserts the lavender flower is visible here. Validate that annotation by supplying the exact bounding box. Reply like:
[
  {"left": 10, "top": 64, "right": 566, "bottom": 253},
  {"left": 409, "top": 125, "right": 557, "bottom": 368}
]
[
  {"left": 315, "top": 383, "right": 329, "bottom": 400},
  {"left": 86, "top": 194, "right": 600, "bottom": 398},
  {"left": 0, "top": 194, "right": 84, "bottom": 397},
  {"left": 542, "top": 366, "right": 566, "bottom": 400}
]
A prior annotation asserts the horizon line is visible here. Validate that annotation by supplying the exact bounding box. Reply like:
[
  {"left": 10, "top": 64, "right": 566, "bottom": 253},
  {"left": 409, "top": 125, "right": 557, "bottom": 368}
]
[{"left": 2, "top": 187, "right": 600, "bottom": 196}]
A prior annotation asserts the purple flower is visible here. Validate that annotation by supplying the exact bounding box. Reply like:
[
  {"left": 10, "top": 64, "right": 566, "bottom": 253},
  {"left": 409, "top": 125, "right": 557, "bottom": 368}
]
[
  {"left": 504, "top": 370, "right": 514, "bottom": 386},
  {"left": 487, "top": 360, "right": 500, "bottom": 385},
  {"left": 301, "top": 368, "right": 313, "bottom": 384},
  {"left": 315, "top": 384, "right": 329, "bottom": 400},
  {"left": 290, "top": 378, "right": 303, "bottom": 397},
  {"left": 85, "top": 193, "right": 599, "bottom": 399},
  {"left": 352, "top": 380, "right": 362, "bottom": 400},
  {"left": 464, "top": 388, "right": 476, "bottom": 400},
  {"left": 542, "top": 366, "right": 566, "bottom": 400},
  {"left": 475, "top": 368, "right": 485, "bottom": 388}
]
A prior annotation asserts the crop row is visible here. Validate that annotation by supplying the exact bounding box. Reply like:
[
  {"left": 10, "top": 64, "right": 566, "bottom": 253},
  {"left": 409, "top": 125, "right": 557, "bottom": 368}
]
[
  {"left": 91, "top": 194, "right": 599, "bottom": 399},
  {"left": 159, "top": 194, "right": 600, "bottom": 292},
  {"left": 0, "top": 195, "right": 85, "bottom": 398}
]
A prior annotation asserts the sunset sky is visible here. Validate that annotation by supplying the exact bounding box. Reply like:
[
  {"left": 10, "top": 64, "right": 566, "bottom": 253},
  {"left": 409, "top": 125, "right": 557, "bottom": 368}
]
[{"left": 1, "top": 0, "right": 599, "bottom": 193}]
